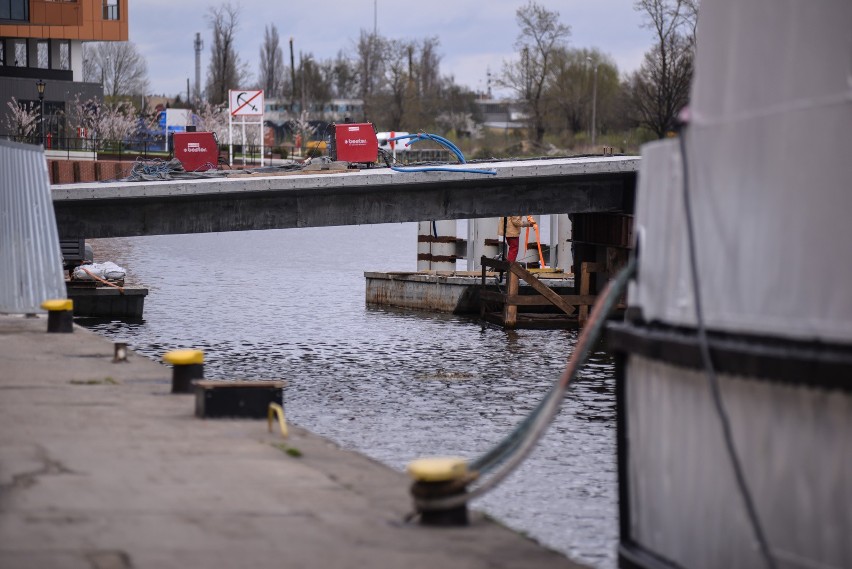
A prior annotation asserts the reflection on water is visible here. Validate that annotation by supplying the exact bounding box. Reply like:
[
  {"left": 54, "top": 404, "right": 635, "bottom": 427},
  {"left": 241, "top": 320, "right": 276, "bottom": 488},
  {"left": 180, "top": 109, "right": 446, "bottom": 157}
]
[{"left": 82, "top": 224, "right": 618, "bottom": 569}]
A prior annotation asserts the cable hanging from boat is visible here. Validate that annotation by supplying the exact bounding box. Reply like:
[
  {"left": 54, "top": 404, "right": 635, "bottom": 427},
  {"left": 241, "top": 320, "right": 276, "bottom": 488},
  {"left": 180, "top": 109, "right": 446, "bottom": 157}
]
[
  {"left": 384, "top": 133, "right": 497, "bottom": 176},
  {"left": 410, "top": 254, "right": 636, "bottom": 514}
]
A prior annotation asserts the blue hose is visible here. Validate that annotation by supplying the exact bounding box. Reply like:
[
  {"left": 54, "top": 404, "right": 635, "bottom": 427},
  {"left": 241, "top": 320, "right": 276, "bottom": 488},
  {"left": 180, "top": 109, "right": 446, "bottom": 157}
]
[
  {"left": 390, "top": 165, "right": 496, "bottom": 176},
  {"left": 385, "top": 132, "right": 494, "bottom": 174},
  {"left": 388, "top": 133, "right": 466, "bottom": 163}
]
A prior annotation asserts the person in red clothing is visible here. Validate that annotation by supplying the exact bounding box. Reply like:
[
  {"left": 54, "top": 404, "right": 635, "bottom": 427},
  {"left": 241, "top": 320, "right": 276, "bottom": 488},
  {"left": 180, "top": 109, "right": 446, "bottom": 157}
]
[{"left": 497, "top": 216, "right": 536, "bottom": 263}]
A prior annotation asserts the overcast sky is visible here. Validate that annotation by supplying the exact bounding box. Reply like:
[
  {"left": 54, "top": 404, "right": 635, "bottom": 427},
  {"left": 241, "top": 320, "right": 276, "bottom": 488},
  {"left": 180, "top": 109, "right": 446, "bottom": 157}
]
[{"left": 131, "top": 0, "right": 653, "bottom": 98}]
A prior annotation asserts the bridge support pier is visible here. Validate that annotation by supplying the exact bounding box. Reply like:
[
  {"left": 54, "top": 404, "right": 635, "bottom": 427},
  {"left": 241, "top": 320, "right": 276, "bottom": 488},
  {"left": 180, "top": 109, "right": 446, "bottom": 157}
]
[{"left": 417, "top": 220, "right": 457, "bottom": 271}]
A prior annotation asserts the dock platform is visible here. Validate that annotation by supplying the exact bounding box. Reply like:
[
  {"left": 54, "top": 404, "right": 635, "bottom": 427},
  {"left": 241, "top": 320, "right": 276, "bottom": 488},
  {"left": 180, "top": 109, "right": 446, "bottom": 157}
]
[
  {"left": 0, "top": 314, "right": 588, "bottom": 569},
  {"left": 365, "top": 269, "right": 575, "bottom": 316},
  {"left": 65, "top": 281, "right": 148, "bottom": 319}
]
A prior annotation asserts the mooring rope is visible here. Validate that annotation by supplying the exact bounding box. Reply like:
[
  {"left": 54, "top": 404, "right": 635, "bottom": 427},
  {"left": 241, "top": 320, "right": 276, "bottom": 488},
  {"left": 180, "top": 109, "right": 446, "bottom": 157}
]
[{"left": 413, "top": 255, "right": 636, "bottom": 512}]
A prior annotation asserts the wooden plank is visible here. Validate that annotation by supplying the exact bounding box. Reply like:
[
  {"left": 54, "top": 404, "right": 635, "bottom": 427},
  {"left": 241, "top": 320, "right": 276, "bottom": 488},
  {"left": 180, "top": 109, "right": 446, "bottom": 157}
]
[
  {"left": 503, "top": 271, "right": 518, "bottom": 328},
  {"left": 505, "top": 294, "right": 596, "bottom": 306},
  {"left": 479, "top": 291, "right": 597, "bottom": 306},
  {"left": 482, "top": 312, "right": 577, "bottom": 330},
  {"left": 579, "top": 262, "right": 592, "bottom": 325},
  {"left": 509, "top": 264, "right": 577, "bottom": 316},
  {"left": 482, "top": 256, "right": 511, "bottom": 273}
]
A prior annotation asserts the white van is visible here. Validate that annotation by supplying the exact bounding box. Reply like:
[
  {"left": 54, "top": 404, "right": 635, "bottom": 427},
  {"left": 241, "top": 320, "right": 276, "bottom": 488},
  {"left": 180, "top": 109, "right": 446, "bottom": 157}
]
[{"left": 376, "top": 131, "right": 410, "bottom": 153}]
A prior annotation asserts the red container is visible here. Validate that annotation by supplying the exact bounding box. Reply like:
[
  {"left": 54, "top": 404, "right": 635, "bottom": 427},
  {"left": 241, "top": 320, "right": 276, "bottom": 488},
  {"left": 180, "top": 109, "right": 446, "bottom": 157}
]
[
  {"left": 333, "top": 123, "right": 378, "bottom": 164},
  {"left": 173, "top": 132, "right": 218, "bottom": 172}
]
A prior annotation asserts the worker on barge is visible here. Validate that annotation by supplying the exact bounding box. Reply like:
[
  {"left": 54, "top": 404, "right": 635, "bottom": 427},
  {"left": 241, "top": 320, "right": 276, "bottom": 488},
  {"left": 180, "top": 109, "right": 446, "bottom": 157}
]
[{"left": 498, "top": 216, "right": 536, "bottom": 263}]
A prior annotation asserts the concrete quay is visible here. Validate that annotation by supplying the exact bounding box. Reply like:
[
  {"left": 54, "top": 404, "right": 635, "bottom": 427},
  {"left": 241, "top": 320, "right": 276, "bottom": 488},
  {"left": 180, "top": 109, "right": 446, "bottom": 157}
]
[{"left": 0, "top": 314, "right": 587, "bottom": 569}]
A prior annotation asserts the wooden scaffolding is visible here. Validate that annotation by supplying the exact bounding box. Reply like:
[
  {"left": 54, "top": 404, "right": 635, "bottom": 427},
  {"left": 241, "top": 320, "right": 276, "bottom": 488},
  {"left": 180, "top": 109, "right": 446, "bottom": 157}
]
[{"left": 479, "top": 257, "right": 606, "bottom": 329}]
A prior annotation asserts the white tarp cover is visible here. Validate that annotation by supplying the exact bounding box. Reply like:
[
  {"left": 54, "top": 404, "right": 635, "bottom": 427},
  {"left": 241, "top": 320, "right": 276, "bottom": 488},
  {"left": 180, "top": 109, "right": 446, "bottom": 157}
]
[
  {"left": 72, "top": 261, "right": 126, "bottom": 281},
  {"left": 631, "top": 0, "right": 852, "bottom": 343},
  {"left": 0, "top": 140, "right": 66, "bottom": 314}
]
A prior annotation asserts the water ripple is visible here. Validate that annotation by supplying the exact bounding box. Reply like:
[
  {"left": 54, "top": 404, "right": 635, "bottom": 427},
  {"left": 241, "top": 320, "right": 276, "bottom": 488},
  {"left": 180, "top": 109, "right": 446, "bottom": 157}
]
[{"left": 82, "top": 225, "right": 618, "bottom": 569}]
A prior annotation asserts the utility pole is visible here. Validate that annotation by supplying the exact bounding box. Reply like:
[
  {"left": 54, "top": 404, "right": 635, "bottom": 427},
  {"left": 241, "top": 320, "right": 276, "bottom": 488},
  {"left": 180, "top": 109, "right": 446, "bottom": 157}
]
[
  {"left": 587, "top": 57, "right": 598, "bottom": 148},
  {"left": 299, "top": 51, "right": 306, "bottom": 116},
  {"left": 193, "top": 32, "right": 203, "bottom": 104},
  {"left": 289, "top": 37, "right": 296, "bottom": 112}
]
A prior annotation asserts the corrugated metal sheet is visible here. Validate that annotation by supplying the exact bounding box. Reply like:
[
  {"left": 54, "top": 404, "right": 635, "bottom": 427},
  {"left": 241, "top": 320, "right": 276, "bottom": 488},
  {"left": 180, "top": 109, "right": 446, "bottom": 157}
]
[{"left": 0, "top": 139, "right": 67, "bottom": 314}]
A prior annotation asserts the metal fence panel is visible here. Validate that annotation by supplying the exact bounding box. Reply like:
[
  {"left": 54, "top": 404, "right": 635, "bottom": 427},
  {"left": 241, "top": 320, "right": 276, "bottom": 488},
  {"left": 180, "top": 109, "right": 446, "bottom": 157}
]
[{"left": 0, "top": 139, "right": 66, "bottom": 314}]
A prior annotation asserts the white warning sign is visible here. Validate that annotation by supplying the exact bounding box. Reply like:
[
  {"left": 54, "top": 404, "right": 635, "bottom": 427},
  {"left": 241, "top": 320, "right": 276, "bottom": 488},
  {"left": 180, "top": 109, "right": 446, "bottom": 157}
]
[{"left": 229, "top": 89, "right": 264, "bottom": 116}]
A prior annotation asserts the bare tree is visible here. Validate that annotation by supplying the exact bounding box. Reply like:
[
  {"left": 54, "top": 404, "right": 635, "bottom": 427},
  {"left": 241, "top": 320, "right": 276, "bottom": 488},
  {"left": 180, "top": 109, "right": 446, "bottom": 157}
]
[
  {"left": 206, "top": 2, "right": 250, "bottom": 105},
  {"left": 380, "top": 39, "right": 414, "bottom": 129},
  {"left": 500, "top": 1, "right": 571, "bottom": 144},
  {"left": 629, "top": 0, "right": 695, "bottom": 138},
  {"left": 411, "top": 37, "right": 442, "bottom": 126},
  {"left": 330, "top": 50, "right": 357, "bottom": 99},
  {"left": 83, "top": 42, "right": 149, "bottom": 97},
  {"left": 433, "top": 80, "right": 480, "bottom": 136},
  {"left": 295, "top": 53, "right": 332, "bottom": 114},
  {"left": 361, "top": 36, "right": 446, "bottom": 130},
  {"left": 681, "top": 0, "right": 700, "bottom": 48},
  {"left": 545, "top": 48, "right": 619, "bottom": 139},
  {"left": 354, "top": 30, "right": 385, "bottom": 120},
  {"left": 259, "top": 24, "right": 285, "bottom": 99},
  {"left": 417, "top": 37, "right": 441, "bottom": 100}
]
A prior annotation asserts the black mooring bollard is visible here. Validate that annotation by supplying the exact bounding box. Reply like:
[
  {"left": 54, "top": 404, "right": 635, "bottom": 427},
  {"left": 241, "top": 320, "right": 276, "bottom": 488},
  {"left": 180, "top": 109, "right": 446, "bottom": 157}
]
[
  {"left": 163, "top": 349, "right": 204, "bottom": 394},
  {"left": 407, "top": 457, "right": 470, "bottom": 526},
  {"left": 41, "top": 299, "right": 74, "bottom": 333}
]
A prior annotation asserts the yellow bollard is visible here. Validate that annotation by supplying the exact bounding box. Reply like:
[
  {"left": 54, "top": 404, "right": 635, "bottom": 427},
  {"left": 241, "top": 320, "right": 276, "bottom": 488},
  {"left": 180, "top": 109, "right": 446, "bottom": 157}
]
[
  {"left": 407, "top": 456, "right": 470, "bottom": 526},
  {"left": 163, "top": 349, "right": 204, "bottom": 394},
  {"left": 41, "top": 299, "right": 74, "bottom": 333}
]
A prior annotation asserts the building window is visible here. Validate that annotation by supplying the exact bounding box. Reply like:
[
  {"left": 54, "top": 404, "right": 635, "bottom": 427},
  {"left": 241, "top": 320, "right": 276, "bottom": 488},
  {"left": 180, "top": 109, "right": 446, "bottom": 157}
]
[
  {"left": 0, "top": 0, "right": 29, "bottom": 21},
  {"left": 103, "top": 0, "right": 119, "bottom": 20},
  {"left": 58, "top": 40, "right": 70, "bottom": 70},
  {"left": 36, "top": 40, "right": 49, "bottom": 69},
  {"left": 12, "top": 39, "right": 26, "bottom": 67}
]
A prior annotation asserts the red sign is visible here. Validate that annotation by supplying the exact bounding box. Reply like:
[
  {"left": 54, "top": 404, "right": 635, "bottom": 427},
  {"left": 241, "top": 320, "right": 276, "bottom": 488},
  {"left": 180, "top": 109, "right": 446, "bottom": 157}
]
[{"left": 173, "top": 132, "right": 219, "bottom": 172}]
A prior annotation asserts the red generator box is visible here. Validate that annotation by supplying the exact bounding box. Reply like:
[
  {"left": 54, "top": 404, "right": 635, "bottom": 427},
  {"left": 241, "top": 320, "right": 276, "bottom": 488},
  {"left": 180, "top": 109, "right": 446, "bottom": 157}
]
[
  {"left": 173, "top": 132, "right": 218, "bottom": 172},
  {"left": 331, "top": 123, "right": 378, "bottom": 164}
]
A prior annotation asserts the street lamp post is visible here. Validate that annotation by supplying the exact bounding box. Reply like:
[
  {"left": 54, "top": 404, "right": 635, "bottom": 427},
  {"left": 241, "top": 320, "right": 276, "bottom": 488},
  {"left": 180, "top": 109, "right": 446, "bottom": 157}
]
[
  {"left": 36, "top": 79, "right": 46, "bottom": 145},
  {"left": 587, "top": 57, "right": 598, "bottom": 149}
]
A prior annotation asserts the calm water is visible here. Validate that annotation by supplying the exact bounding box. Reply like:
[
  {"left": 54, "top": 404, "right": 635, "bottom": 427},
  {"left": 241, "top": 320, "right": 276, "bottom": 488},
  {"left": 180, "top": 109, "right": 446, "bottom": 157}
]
[{"left": 83, "top": 224, "right": 618, "bottom": 569}]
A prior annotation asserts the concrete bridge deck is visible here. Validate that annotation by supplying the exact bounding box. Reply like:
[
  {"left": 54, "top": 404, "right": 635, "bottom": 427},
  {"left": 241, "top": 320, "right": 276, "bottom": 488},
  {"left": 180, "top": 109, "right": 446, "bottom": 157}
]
[
  {"left": 51, "top": 156, "right": 638, "bottom": 238},
  {"left": 0, "top": 314, "right": 588, "bottom": 569}
]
